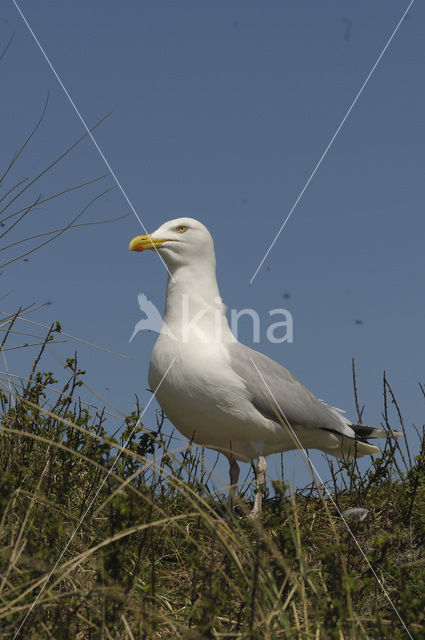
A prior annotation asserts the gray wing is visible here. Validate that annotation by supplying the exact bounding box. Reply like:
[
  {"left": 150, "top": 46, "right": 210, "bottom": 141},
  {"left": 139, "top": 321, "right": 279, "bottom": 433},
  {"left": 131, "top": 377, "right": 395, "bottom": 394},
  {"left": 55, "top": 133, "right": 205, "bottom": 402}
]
[{"left": 228, "top": 341, "right": 354, "bottom": 438}]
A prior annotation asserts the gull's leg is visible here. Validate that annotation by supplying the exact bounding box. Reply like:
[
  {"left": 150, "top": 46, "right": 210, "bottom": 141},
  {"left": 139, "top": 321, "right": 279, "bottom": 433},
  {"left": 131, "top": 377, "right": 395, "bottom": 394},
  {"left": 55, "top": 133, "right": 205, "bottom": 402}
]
[
  {"left": 228, "top": 454, "right": 240, "bottom": 511},
  {"left": 249, "top": 455, "right": 267, "bottom": 519}
]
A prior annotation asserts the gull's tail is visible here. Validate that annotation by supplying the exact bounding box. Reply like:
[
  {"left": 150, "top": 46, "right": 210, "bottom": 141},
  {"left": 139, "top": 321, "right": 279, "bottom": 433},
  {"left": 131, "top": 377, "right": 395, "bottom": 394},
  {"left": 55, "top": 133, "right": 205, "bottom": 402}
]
[
  {"left": 351, "top": 424, "right": 403, "bottom": 440},
  {"left": 329, "top": 424, "right": 403, "bottom": 459}
]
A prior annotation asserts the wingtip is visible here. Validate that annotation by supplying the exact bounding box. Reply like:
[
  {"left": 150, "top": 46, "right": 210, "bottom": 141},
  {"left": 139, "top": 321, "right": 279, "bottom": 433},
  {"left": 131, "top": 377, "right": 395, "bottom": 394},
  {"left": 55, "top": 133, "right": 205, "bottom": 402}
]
[{"left": 388, "top": 429, "right": 403, "bottom": 439}]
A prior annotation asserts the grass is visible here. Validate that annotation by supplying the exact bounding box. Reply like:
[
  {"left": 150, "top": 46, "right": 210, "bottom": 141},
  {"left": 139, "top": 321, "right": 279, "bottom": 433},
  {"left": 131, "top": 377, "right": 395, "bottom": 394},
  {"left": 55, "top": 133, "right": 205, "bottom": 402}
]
[
  {"left": 2, "top": 36, "right": 423, "bottom": 639},
  {"left": 0, "top": 328, "right": 424, "bottom": 639}
]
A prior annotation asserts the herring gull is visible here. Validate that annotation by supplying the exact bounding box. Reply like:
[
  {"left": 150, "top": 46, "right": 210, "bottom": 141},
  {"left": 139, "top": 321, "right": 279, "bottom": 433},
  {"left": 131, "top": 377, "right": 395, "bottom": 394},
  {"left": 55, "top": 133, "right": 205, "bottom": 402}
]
[{"left": 129, "top": 218, "right": 399, "bottom": 517}]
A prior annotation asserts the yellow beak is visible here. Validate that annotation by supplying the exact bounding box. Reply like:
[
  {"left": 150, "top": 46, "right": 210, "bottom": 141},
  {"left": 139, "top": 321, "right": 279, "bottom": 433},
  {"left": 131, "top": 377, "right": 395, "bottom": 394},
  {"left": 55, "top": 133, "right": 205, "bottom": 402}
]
[{"left": 128, "top": 235, "right": 167, "bottom": 252}]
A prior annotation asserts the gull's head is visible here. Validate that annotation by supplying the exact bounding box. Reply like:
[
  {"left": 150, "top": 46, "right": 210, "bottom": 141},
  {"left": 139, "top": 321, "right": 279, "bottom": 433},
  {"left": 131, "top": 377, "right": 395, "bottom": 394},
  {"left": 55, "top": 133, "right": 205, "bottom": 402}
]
[{"left": 129, "top": 217, "right": 215, "bottom": 269}]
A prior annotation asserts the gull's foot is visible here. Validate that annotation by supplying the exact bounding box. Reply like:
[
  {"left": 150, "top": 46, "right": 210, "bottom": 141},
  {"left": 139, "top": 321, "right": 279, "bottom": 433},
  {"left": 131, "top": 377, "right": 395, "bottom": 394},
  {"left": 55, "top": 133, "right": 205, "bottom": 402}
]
[
  {"left": 248, "top": 490, "right": 263, "bottom": 519},
  {"left": 248, "top": 506, "right": 261, "bottom": 520}
]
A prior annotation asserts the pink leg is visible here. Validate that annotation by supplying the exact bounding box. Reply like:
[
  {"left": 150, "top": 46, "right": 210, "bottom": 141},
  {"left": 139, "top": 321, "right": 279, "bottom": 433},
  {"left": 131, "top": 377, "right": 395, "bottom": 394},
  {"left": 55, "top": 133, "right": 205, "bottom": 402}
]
[
  {"left": 228, "top": 454, "right": 240, "bottom": 511},
  {"left": 249, "top": 456, "right": 267, "bottom": 519}
]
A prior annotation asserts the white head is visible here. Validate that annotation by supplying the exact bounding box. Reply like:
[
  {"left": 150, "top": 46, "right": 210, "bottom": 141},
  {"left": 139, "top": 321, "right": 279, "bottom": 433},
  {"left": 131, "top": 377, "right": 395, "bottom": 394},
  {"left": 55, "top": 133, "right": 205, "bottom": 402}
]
[
  {"left": 129, "top": 217, "right": 231, "bottom": 342},
  {"left": 129, "top": 217, "right": 216, "bottom": 270}
]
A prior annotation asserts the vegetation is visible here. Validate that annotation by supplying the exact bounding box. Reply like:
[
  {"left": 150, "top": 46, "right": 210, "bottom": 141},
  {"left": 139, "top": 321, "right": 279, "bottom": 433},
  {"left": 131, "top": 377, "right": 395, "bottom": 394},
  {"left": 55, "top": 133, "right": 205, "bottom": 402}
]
[
  {"left": 0, "top": 329, "right": 424, "bottom": 639},
  {"left": 1, "top": 31, "right": 423, "bottom": 640}
]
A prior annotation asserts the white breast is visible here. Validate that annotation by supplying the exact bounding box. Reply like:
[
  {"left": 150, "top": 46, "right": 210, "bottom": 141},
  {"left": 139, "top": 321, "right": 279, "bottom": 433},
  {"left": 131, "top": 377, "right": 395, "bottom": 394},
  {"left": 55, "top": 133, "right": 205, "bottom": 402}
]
[{"left": 148, "top": 334, "right": 286, "bottom": 460}]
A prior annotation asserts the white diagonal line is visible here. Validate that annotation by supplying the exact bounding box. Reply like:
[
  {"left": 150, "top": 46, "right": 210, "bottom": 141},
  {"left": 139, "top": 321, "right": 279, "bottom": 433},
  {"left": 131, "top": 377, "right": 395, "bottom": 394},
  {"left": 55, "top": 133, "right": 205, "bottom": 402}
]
[
  {"left": 11, "top": 0, "right": 174, "bottom": 281},
  {"left": 250, "top": 0, "right": 415, "bottom": 284},
  {"left": 249, "top": 356, "right": 413, "bottom": 639},
  {"left": 12, "top": 357, "right": 175, "bottom": 640}
]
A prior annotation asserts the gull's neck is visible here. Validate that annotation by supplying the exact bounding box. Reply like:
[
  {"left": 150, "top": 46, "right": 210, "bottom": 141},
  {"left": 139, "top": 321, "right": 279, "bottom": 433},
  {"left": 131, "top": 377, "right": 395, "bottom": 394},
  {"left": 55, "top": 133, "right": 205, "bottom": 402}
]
[{"left": 163, "top": 263, "right": 234, "bottom": 344}]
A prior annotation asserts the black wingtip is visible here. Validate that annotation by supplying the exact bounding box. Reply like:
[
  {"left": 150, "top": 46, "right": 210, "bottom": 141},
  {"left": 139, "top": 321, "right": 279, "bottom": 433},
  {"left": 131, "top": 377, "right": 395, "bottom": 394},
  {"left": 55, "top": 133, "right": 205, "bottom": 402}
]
[{"left": 351, "top": 424, "right": 403, "bottom": 439}]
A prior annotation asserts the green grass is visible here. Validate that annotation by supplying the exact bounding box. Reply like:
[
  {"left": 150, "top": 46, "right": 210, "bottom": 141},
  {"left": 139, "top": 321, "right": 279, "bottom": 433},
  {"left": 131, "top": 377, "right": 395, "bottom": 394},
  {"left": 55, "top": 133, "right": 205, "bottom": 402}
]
[{"left": 0, "top": 332, "right": 424, "bottom": 639}]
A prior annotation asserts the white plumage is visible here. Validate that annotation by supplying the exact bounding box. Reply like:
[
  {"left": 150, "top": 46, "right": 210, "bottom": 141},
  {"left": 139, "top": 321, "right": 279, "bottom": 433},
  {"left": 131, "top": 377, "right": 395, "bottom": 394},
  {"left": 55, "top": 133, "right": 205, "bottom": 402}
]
[{"left": 129, "top": 217, "right": 399, "bottom": 517}]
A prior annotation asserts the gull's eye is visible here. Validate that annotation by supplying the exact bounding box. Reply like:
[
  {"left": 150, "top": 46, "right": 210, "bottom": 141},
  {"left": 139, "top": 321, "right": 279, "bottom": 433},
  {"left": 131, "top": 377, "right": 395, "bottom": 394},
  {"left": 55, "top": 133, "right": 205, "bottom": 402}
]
[{"left": 176, "top": 224, "right": 188, "bottom": 233}]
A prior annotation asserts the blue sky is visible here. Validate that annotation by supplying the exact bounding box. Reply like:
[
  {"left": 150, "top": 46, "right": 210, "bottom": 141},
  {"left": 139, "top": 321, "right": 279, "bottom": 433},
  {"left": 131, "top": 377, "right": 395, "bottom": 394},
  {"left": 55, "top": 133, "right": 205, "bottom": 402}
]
[{"left": 1, "top": 1, "right": 423, "bottom": 490}]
